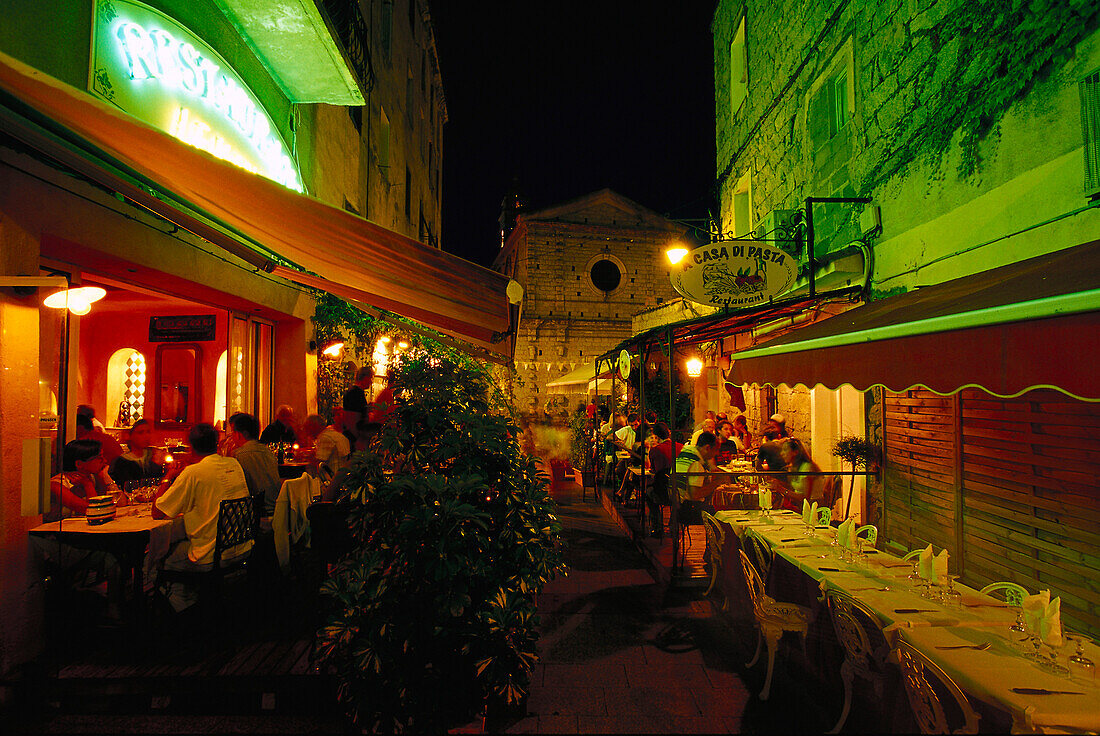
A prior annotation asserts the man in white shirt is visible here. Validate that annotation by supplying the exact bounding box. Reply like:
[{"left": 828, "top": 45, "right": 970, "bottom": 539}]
[
  {"left": 302, "top": 414, "right": 351, "bottom": 479},
  {"left": 155, "top": 423, "right": 252, "bottom": 610}
]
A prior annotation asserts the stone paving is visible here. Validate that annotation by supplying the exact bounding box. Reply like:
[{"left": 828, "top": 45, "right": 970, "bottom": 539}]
[{"left": 504, "top": 477, "right": 752, "bottom": 734}]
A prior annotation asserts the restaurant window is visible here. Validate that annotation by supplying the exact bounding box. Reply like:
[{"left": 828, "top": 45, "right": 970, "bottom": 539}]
[
  {"left": 227, "top": 314, "right": 274, "bottom": 429},
  {"left": 105, "top": 348, "right": 147, "bottom": 426}
]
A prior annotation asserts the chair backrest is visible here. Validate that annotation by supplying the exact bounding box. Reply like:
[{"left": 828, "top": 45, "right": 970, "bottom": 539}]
[
  {"left": 214, "top": 496, "right": 257, "bottom": 568},
  {"left": 979, "top": 581, "right": 1028, "bottom": 607},
  {"left": 816, "top": 507, "right": 832, "bottom": 527},
  {"left": 902, "top": 548, "right": 924, "bottom": 561},
  {"left": 823, "top": 588, "right": 891, "bottom": 680},
  {"left": 738, "top": 548, "right": 767, "bottom": 617},
  {"left": 743, "top": 530, "right": 773, "bottom": 582},
  {"left": 854, "top": 524, "right": 878, "bottom": 546},
  {"left": 893, "top": 640, "right": 980, "bottom": 734},
  {"left": 821, "top": 474, "right": 840, "bottom": 510},
  {"left": 700, "top": 511, "right": 726, "bottom": 569}
]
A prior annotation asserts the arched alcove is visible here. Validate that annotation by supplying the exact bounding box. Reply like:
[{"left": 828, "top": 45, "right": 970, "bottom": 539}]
[{"left": 105, "top": 348, "right": 147, "bottom": 426}]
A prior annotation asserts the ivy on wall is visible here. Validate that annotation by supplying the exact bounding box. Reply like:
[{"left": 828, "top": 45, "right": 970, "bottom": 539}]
[{"left": 864, "top": 0, "right": 1100, "bottom": 188}]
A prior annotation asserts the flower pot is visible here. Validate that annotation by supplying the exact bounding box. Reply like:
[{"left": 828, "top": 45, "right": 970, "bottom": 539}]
[
  {"left": 549, "top": 460, "right": 569, "bottom": 482},
  {"left": 483, "top": 692, "right": 528, "bottom": 733}
]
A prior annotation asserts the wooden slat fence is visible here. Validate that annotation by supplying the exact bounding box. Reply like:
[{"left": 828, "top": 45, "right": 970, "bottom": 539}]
[{"left": 882, "top": 388, "right": 1100, "bottom": 637}]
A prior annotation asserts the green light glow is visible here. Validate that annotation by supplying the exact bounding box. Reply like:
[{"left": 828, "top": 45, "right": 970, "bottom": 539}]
[{"left": 90, "top": 0, "right": 303, "bottom": 192}]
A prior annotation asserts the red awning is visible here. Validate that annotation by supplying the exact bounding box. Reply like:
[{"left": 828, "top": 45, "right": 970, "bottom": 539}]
[
  {"left": 728, "top": 242, "right": 1100, "bottom": 401},
  {"left": 0, "top": 51, "right": 515, "bottom": 360}
]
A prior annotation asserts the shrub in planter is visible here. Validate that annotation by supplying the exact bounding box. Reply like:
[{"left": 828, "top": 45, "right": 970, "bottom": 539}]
[{"left": 314, "top": 354, "right": 566, "bottom": 732}]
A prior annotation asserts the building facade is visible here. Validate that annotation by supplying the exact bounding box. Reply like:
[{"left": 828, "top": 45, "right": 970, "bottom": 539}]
[
  {"left": 494, "top": 190, "right": 683, "bottom": 415},
  {"left": 0, "top": 0, "right": 463, "bottom": 678},
  {"left": 711, "top": 0, "right": 1100, "bottom": 635}
]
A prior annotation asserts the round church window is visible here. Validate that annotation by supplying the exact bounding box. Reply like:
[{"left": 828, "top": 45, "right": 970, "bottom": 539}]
[{"left": 589, "top": 259, "right": 621, "bottom": 293}]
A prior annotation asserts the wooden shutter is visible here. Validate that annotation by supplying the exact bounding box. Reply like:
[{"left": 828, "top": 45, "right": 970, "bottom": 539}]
[
  {"left": 882, "top": 390, "right": 958, "bottom": 555},
  {"left": 959, "top": 389, "right": 1100, "bottom": 637},
  {"left": 1080, "top": 69, "right": 1100, "bottom": 197}
]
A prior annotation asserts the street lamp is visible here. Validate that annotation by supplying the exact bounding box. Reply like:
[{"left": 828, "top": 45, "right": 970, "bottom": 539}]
[
  {"left": 665, "top": 244, "right": 689, "bottom": 265},
  {"left": 321, "top": 342, "right": 344, "bottom": 358}
]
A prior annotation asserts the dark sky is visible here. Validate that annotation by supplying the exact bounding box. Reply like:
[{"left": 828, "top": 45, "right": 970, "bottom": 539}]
[{"left": 430, "top": 2, "right": 717, "bottom": 267}]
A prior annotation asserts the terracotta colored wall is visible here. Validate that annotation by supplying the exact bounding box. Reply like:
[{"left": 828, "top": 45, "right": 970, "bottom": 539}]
[{"left": 76, "top": 308, "right": 228, "bottom": 439}]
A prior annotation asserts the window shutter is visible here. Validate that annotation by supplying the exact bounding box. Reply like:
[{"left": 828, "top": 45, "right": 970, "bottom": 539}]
[{"left": 1079, "top": 70, "right": 1100, "bottom": 196}]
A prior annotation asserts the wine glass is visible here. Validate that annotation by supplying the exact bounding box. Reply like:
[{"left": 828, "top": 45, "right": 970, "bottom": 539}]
[
  {"left": 941, "top": 574, "right": 962, "bottom": 608},
  {"left": 1066, "top": 633, "right": 1095, "bottom": 683},
  {"left": 758, "top": 488, "right": 772, "bottom": 517},
  {"left": 908, "top": 558, "right": 922, "bottom": 583}
]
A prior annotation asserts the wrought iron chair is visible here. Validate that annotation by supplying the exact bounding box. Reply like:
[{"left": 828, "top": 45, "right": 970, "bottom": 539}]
[
  {"left": 903, "top": 548, "right": 924, "bottom": 561},
  {"left": 700, "top": 511, "right": 726, "bottom": 602},
  {"left": 157, "top": 496, "right": 258, "bottom": 614},
  {"left": 980, "top": 581, "right": 1028, "bottom": 607},
  {"left": 816, "top": 507, "right": 832, "bottom": 527},
  {"left": 893, "top": 639, "right": 980, "bottom": 734},
  {"left": 854, "top": 524, "right": 878, "bottom": 546},
  {"left": 822, "top": 588, "right": 893, "bottom": 734},
  {"left": 738, "top": 548, "right": 812, "bottom": 701},
  {"left": 743, "top": 529, "right": 773, "bottom": 582}
]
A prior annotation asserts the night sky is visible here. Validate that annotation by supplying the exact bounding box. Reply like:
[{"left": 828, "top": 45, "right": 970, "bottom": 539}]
[{"left": 430, "top": 2, "right": 717, "bottom": 267}]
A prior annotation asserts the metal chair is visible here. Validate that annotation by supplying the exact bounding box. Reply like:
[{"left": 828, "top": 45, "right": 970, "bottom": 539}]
[
  {"left": 700, "top": 511, "right": 726, "bottom": 602},
  {"left": 854, "top": 524, "right": 878, "bottom": 546},
  {"left": 738, "top": 549, "right": 812, "bottom": 701},
  {"left": 903, "top": 548, "right": 924, "bottom": 561},
  {"left": 743, "top": 530, "right": 773, "bottom": 582},
  {"left": 980, "top": 581, "right": 1028, "bottom": 607},
  {"left": 822, "top": 588, "right": 892, "bottom": 734},
  {"left": 893, "top": 639, "right": 980, "bottom": 734},
  {"left": 157, "top": 496, "right": 258, "bottom": 612},
  {"left": 816, "top": 507, "right": 832, "bottom": 527}
]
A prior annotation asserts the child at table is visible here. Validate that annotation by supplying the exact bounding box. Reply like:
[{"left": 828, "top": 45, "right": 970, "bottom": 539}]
[{"left": 46, "top": 439, "right": 128, "bottom": 521}]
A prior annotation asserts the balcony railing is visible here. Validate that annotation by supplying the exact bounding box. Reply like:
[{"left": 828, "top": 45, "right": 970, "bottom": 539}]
[{"left": 319, "top": 0, "right": 376, "bottom": 93}]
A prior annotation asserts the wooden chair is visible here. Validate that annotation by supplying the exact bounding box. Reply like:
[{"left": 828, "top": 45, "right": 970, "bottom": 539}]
[
  {"left": 700, "top": 511, "right": 726, "bottom": 602},
  {"left": 822, "top": 588, "right": 893, "bottom": 734},
  {"left": 738, "top": 549, "right": 812, "bottom": 701},
  {"left": 893, "top": 639, "right": 980, "bottom": 734},
  {"left": 979, "top": 581, "right": 1028, "bottom": 607},
  {"left": 854, "top": 524, "right": 878, "bottom": 546}
]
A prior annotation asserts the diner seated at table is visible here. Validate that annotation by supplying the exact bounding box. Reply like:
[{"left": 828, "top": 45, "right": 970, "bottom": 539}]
[
  {"left": 46, "top": 438, "right": 126, "bottom": 521},
  {"left": 732, "top": 414, "right": 753, "bottom": 451},
  {"left": 227, "top": 412, "right": 281, "bottom": 515},
  {"left": 611, "top": 412, "right": 642, "bottom": 486},
  {"left": 260, "top": 405, "right": 299, "bottom": 446},
  {"left": 690, "top": 417, "right": 717, "bottom": 447},
  {"left": 714, "top": 419, "right": 739, "bottom": 464},
  {"left": 153, "top": 423, "right": 253, "bottom": 611},
  {"left": 674, "top": 431, "right": 724, "bottom": 523},
  {"left": 109, "top": 419, "right": 164, "bottom": 489},
  {"left": 77, "top": 403, "right": 106, "bottom": 431},
  {"left": 755, "top": 413, "right": 792, "bottom": 495},
  {"left": 301, "top": 413, "right": 351, "bottom": 479},
  {"left": 646, "top": 422, "right": 679, "bottom": 539},
  {"left": 779, "top": 437, "right": 825, "bottom": 511},
  {"left": 36, "top": 438, "right": 127, "bottom": 619},
  {"left": 75, "top": 413, "right": 124, "bottom": 467}
]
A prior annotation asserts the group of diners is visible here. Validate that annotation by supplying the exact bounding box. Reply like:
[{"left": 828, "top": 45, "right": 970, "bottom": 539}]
[
  {"left": 42, "top": 402, "right": 366, "bottom": 615},
  {"left": 597, "top": 408, "right": 832, "bottom": 540}
]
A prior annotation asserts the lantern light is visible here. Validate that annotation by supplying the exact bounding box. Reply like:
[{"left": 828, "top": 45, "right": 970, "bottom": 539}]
[
  {"left": 321, "top": 342, "right": 344, "bottom": 357},
  {"left": 686, "top": 358, "right": 704, "bottom": 377},
  {"left": 665, "top": 246, "right": 689, "bottom": 265},
  {"left": 43, "top": 286, "right": 106, "bottom": 315}
]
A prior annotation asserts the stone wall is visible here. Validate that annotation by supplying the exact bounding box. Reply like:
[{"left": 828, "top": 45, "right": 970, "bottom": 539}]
[{"left": 712, "top": 0, "right": 1100, "bottom": 292}]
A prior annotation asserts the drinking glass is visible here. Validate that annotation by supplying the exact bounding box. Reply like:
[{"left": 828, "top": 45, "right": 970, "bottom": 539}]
[
  {"left": 940, "top": 574, "right": 962, "bottom": 607},
  {"left": 1066, "top": 633, "right": 1095, "bottom": 683},
  {"left": 907, "top": 559, "right": 922, "bottom": 583}
]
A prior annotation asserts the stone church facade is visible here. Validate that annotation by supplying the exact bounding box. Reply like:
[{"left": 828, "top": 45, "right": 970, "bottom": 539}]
[{"left": 494, "top": 189, "right": 683, "bottom": 414}]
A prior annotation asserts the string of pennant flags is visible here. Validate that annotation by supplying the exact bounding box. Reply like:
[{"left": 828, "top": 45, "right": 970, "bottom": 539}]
[{"left": 515, "top": 362, "right": 580, "bottom": 372}]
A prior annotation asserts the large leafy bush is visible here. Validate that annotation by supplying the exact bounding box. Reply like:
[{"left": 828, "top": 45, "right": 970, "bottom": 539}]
[{"left": 314, "top": 354, "right": 565, "bottom": 732}]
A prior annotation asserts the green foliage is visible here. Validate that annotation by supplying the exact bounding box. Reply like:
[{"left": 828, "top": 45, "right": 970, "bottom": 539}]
[
  {"left": 628, "top": 366, "right": 693, "bottom": 434},
  {"left": 831, "top": 435, "right": 880, "bottom": 470},
  {"left": 314, "top": 353, "right": 566, "bottom": 732},
  {"left": 568, "top": 408, "right": 593, "bottom": 471}
]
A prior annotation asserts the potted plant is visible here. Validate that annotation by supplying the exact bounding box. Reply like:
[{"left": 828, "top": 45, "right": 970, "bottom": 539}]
[
  {"left": 568, "top": 407, "right": 596, "bottom": 487},
  {"left": 314, "top": 352, "right": 566, "bottom": 733},
  {"left": 831, "top": 435, "right": 881, "bottom": 521}
]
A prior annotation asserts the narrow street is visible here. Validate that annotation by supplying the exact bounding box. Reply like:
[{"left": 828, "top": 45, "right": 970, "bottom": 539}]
[{"left": 505, "top": 475, "right": 751, "bottom": 734}]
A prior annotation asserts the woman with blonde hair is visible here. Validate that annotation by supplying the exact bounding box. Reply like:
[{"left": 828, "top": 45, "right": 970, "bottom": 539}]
[{"left": 778, "top": 437, "right": 824, "bottom": 511}]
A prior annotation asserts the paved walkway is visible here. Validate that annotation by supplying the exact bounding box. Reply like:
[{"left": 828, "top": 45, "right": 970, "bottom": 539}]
[{"left": 505, "top": 477, "right": 751, "bottom": 734}]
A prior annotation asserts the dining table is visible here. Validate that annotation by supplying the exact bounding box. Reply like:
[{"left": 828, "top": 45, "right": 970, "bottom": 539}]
[
  {"left": 29, "top": 504, "right": 180, "bottom": 624},
  {"left": 710, "top": 509, "right": 1099, "bottom": 732}
]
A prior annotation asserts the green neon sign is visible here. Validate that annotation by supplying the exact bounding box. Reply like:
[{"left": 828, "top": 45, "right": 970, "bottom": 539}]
[{"left": 90, "top": 0, "right": 303, "bottom": 192}]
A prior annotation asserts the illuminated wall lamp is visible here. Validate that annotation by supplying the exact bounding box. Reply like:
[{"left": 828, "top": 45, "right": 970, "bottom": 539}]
[
  {"left": 665, "top": 245, "right": 689, "bottom": 265},
  {"left": 685, "top": 358, "right": 704, "bottom": 378},
  {"left": 321, "top": 342, "right": 344, "bottom": 357},
  {"left": 43, "top": 286, "right": 106, "bottom": 315}
]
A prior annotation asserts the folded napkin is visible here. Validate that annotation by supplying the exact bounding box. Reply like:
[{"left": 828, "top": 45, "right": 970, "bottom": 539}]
[
  {"left": 837, "top": 518, "right": 855, "bottom": 549},
  {"left": 1022, "top": 590, "right": 1063, "bottom": 647},
  {"left": 759, "top": 488, "right": 773, "bottom": 511},
  {"left": 801, "top": 500, "right": 819, "bottom": 526},
  {"left": 917, "top": 545, "right": 948, "bottom": 582}
]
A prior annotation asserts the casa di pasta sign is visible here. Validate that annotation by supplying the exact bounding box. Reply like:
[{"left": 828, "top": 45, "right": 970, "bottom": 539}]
[
  {"left": 670, "top": 241, "right": 798, "bottom": 308},
  {"left": 89, "top": 0, "right": 303, "bottom": 192}
]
